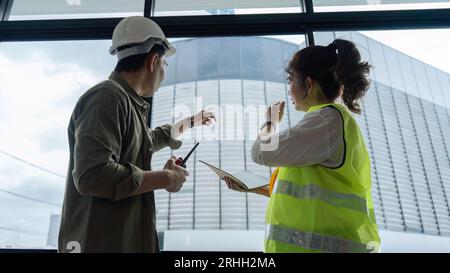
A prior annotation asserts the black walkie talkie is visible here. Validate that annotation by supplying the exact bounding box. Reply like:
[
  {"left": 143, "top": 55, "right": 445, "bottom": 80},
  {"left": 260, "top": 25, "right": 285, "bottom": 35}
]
[{"left": 175, "top": 142, "right": 199, "bottom": 168}]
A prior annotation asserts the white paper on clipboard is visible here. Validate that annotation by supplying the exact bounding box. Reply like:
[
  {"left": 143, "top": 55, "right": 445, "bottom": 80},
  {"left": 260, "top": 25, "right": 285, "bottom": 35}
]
[{"left": 199, "top": 160, "right": 268, "bottom": 191}]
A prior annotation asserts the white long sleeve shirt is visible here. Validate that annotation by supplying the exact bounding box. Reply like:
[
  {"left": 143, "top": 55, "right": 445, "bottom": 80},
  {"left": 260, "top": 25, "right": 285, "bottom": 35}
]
[{"left": 251, "top": 107, "right": 345, "bottom": 168}]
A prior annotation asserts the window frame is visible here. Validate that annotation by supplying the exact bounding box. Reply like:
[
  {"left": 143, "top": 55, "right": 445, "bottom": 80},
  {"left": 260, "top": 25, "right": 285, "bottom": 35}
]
[
  {"left": 2, "top": 0, "right": 450, "bottom": 252},
  {"left": 0, "top": 0, "right": 450, "bottom": 42}
]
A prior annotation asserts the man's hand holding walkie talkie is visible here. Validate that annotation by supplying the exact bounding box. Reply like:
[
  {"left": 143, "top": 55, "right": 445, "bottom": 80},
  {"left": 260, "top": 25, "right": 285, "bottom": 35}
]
[
  {"left": 163, "top": 156, "right": 190, "bottom": 193},
  {"left": 164, "top": 142, "right": 199, "bottom": 193}
]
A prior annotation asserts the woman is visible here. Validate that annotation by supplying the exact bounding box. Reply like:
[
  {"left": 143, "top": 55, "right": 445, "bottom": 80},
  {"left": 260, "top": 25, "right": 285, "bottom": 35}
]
[{"left": 225, "top": 39, "right": 381, "bottom": 253}]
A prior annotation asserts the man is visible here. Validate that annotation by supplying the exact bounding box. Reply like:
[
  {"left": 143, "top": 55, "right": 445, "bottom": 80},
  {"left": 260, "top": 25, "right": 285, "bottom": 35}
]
[{"left": 58, "top": 16, "right": 214, "bottom": 253}]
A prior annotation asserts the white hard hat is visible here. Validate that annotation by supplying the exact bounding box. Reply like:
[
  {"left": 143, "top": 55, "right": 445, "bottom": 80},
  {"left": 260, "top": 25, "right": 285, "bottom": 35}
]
[{"left": 109, "top": 16, "right": 176, "bottom": 60}]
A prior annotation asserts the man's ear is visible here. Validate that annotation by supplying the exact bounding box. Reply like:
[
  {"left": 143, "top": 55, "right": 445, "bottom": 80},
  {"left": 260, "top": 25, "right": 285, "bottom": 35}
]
[{"left": 147, "top": 54, "right": 159, "bottom": 72}]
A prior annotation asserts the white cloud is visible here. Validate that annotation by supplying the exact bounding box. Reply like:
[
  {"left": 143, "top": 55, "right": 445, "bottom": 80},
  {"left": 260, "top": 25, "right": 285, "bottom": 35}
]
[
  {"left": 0, "top": 45, "right": 108, "bottom": 247},
  {"left": 0, "top": 52, "right": 101, "bottom": 177}
]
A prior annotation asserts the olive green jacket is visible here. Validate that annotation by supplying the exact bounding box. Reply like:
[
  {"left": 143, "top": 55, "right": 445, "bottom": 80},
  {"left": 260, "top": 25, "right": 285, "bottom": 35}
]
[{"left": 58, "top": 72, "right": 181, "bottom": 253}]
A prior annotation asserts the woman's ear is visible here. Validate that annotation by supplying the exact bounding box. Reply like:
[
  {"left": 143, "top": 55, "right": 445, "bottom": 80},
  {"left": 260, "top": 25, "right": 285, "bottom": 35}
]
[{"left": 305, "top": 76, "right": 314, "bottom": 94}]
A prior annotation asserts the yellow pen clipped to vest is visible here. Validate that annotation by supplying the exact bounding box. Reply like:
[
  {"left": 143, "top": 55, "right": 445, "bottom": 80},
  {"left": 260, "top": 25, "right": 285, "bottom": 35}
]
[{"left": 268, "top": 168, "right": 280, "bottom": 196}]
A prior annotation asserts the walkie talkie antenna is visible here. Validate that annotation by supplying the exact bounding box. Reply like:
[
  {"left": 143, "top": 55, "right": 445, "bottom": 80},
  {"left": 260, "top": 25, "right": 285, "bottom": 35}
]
[{"left": 181, "top": 142, "right": 199, "bottom": 165}]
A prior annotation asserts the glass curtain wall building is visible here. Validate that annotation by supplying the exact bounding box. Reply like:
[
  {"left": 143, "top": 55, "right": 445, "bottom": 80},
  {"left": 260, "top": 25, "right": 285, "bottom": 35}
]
[
  {"left": 315, "top": 32, "right": 450, "bottom": 236},
  {"left": 151, "top": 33, "right": 450, "bottom": 243},
  {"left": 151, "top": 36, "right": 304, "bottom": 231}
]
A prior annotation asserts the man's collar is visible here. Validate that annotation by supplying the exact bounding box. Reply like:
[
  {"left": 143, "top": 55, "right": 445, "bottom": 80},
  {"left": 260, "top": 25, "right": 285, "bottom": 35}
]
[{"left": 108, "top": 71, "right": 149, "bottom": 108}]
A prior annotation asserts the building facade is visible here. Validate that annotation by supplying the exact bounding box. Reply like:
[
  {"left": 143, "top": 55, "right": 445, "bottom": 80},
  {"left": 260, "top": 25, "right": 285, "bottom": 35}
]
[{"left": 151, "top": 33, "right": 450, "bottom": 247}]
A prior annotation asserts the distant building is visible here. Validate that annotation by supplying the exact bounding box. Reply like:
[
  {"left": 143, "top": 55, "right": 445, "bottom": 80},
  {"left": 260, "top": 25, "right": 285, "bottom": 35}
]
[
  {"left": 151, "top": 33, "right": 450, "bottom": 251},
  {"left": 46, "top": 213, "right": 61, "bottom": 247}
]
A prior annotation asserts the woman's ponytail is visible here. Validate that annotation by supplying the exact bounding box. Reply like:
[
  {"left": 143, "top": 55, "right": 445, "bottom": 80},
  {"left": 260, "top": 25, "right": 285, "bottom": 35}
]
[{"left": 331, "top": 39, "right": 371, "bottom": 114}]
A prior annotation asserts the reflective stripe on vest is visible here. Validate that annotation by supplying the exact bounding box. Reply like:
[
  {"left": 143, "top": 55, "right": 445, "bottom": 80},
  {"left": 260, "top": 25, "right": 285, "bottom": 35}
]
[
  {"left": 276, "top": 180, "right": 367, "bottom": 213},
  {"left": 266, "top": 224, "right": 371, "bottom": 253}
]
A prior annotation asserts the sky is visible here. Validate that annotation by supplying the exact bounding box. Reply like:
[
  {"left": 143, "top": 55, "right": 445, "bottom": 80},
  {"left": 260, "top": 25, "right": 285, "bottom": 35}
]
[
  {"left": 0, "top": 40, "right": 115, "bottom": 247},
  {"left": 362, "top": 29, "right": 450, "bottom": 75},
  {"left": 1, "top": 3, "right": 450, "bottom": 249}
]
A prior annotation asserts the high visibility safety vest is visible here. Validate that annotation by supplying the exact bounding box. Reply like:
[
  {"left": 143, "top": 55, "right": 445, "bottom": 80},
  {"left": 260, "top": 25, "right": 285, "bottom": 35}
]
[{"left": 265, "top": 103, "right": 381, "bottom": 253}]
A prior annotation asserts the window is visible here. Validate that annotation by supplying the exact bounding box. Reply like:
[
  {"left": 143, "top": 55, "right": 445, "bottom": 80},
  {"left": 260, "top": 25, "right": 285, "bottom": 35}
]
[
  {"left": 0, "top": 40, "right": 114, "bottom": 248},
  {"left": 153, "top": 0, "right": 302, "bottom": 16},
  {"left": 313, "top": 0, "right": 450, "bottom": 12},
  {"left": 8, "top": 0, "right": 144, "bottom": 20}
]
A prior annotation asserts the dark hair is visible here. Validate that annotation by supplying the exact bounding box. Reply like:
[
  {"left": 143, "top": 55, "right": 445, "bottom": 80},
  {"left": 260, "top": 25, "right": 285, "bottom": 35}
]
[
  {"left": 286, "top": 39, "right": 371, "bottom": 114},
  {"left": 114, "top": 44, "right": 166, "bottom": 73}
]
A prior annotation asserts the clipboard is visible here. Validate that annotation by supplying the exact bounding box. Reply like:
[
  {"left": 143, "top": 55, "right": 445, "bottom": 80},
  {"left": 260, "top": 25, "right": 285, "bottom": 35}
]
[{"left": 199, "top": 160, "right": 269, "bottom": 191}]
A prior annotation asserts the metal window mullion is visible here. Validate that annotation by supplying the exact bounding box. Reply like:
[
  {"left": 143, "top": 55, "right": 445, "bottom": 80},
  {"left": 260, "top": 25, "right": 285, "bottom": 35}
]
[
  {"left": 237, "top": 37, "right": 250, "bottom": 230},
  {"left": 144, "top": 0, "right": 155, "bottom": 18},
  {"left": 216, "top": 39, "right": 223, "bottom": 230},
  {"left": 167, "top": 50, "right": 179, "bottom": 231},
  {"left": 300, "top": 0, "right": 314, "bottom": 14},
  {"left": 282, "top": 40, "right": 292, "bottom": 128},
  {"left": 193, "top": 69, "right": 199, "bottom": 229},
  {"left": 0, "top": 0, "right": 13, "bottom": 21},
  {"left": 301, "top": 0, "right": 315, "bottom": 46},
  {"left": 305, "top": 29, "right": 315, "bottom": 46},
  {"left": 260, "top": 40, "right": 274, "bottom": 179}
]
